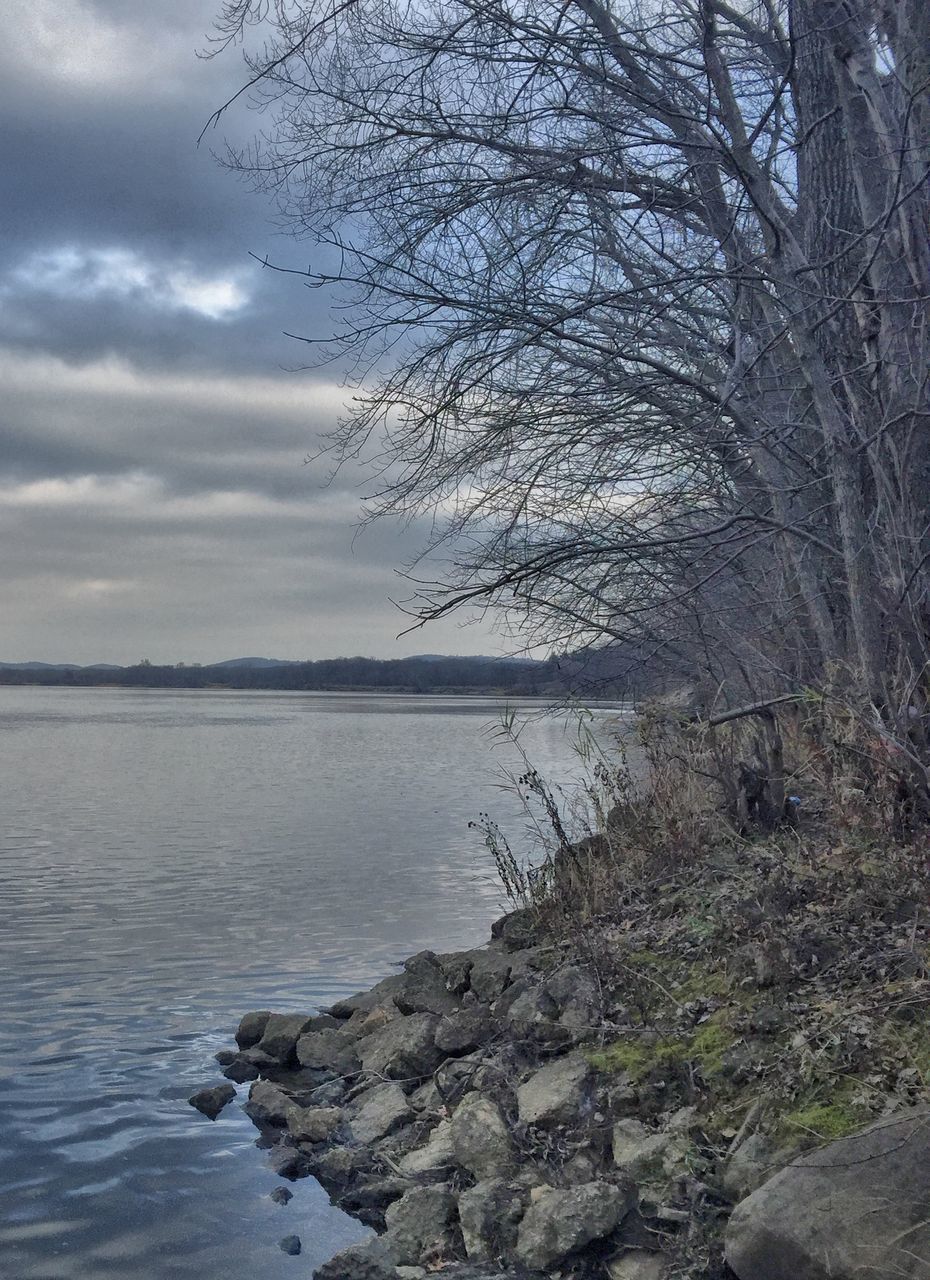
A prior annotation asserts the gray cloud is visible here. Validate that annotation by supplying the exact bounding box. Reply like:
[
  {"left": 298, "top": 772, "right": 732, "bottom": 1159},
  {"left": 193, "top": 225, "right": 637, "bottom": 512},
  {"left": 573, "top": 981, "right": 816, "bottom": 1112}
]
[{"left": 0, "top": 0, "right": 502, "bottom": 663}]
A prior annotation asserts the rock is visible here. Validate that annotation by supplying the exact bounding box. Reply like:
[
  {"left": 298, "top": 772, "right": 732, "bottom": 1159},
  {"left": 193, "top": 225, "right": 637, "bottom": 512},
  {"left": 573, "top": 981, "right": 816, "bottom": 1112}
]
[
  {"left": 458, "top": 1177, "right": 527, "bottom": 1260},
  {"left": 612, "top": 1118, "right": 689, "bottom": 1181},
  {"left": 395, "top": 1269, "right": 426, "bottom": 1280},
  {"left": 328, "top": 975, "right": 406, "bottom": 1019},
  {"left": 468, "top": 952, "right": 513, "bottom": 1003},
  {"left": 384, "top": 1184, "right": 460, "bottom": 1266},
  {"left": 398, "top": 1121, "right": 456, "bottom": 1176},
  {"left": 270, "top": 1186, "right": 293, "bottom": 1205},
  {"left": 666, "top": 1105, "right": 699, "bottom": 1133},
  {"left": 239, "top": 1045, "right": 281, "bottom": 1070},
  {"left": 262, "top": 1064, "right": 333, "bottom": 1093},
  {"left": 245, "top": 1080, "right": 294, "bottom": 1126},
  {"left": 308, "top": 1143, "right": 371, "bottom": 1188},
  {"left": 344, "top": 1005, "right": 399, "bottom": 1040},
  {"left": 498, "top": 983, "right": 571, "bottom": 1047},
  {"left": 435, "top": 1054, "right": 502, "bottom": 1105},
  {"left": 517, "top": 1053, "right": 592, "bottom": 1128},
  {"left": 490, "top": 907, "right": 538, "bottom": 951},
  {"left": 725, "top": 1108, "right": 930, "bottom": 1280},
  {"left": 215, "top": 1048, "right": 238, "bottom": 1066},
  {"left": 267, "top": 1141, "right": 309, "bottom": 1180},
  {"left": 285, "top": 1104, "right": 342, "bottom": 1144},
  {"left": 256, "top": 1013, "right": 316, "bottom": 1065},
  {"left": 439, "top": 950, "right": 476, "bottom": 995},
  {"left": 222, "top": 1055, "right": 260, "bottom": 1084},
  {"left": 279, "top": 1235, "right": 301, "bottom": 1255},
  {"left": 394, "top": 951, "right": 461, "bottom": 1017},
  {"left": 357, "top": 1012, "right": 441, "bottom": 1079},
  {"left": 409, "top": 1078, "right": 443, "bottom": 1113},
  {"left": 295, "top": 1027, "right": 361, "bottom": 1076},
  {"left": 313, "top": 1237, "right": 400, "bottom": 1280},
  {"left": 543, "top": 965, "right": 600, "bottom": 1030},
  {"left": 562, "top": 1147, "right": 610, "bottom": 1184},
  {"left": 188, "top": 1083, "right": 236, "bottom": 1120},
  {"left": 349, "top": 1082, "right": 413, "bottom": 1144},
  {"left": 435, "top": 1008, "right": 493, "bottom": 1056},
  {"left": 307, "top": 1077, "right": 348, "bottom": 1107},
  {"left": 339, "top": 1177, "right": 413, "bottom": 1216},
  {"left": 607, "top": 1248, "right": 668, "bottom": 1280},
  {"left": 236, "top": 1009, "right": 271, "bottom": 1048},
  {"left": 450, "top": 1095, "right": 514, "bottom": 1178},
  {"left": 722, "top": 1133, "right": 781, "bottom": 1202},
  {"left": 493, "top": 975, "right": 548, "bottom": 1022},
  {"left": 515, "top": 1181, "right": 633, "bottom": 1270}
]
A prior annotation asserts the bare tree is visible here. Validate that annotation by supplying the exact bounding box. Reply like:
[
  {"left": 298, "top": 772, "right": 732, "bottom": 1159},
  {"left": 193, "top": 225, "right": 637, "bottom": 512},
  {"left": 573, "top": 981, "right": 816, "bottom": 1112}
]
[{"left": 209, "top": 1, "right": 930, "bottom": 742}]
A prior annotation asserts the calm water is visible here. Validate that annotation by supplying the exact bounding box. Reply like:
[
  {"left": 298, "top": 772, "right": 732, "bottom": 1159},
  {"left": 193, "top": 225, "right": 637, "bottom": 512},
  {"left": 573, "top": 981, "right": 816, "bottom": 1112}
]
[{"left": 0, "top": 686, "right": 615, "bottom": 1279}]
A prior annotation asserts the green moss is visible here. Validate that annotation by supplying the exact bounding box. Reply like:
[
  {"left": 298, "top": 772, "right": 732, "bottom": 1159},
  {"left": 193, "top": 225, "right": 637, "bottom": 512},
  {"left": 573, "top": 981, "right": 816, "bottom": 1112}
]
[
  {"left": 589, "top": 1011, "right": 737, "bottom": 1081},
  {"left": 782, "top": 1100, "right": 868, "bottom": 1141},
  {"left": 587, "top": 1039, "right": 665, "bottom": 1079},
  {"left": 673, "top": 966, "right": 734, "bottom": 1002},
  {"left": 690, "top": 1014, "right": 732, "bottom": 1076}
]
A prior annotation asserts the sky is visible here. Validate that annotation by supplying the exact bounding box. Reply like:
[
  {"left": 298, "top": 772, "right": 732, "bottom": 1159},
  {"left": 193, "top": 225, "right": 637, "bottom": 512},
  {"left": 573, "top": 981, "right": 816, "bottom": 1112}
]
[{"left": 0, "top": 0, "right": 502, "bottom": 665}]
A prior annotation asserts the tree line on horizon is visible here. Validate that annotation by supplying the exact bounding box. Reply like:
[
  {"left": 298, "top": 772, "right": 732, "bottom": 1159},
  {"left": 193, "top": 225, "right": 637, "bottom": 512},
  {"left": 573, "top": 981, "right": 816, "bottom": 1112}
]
[{"left": 0, "top": 650, "right": 648, "bottom": 696}]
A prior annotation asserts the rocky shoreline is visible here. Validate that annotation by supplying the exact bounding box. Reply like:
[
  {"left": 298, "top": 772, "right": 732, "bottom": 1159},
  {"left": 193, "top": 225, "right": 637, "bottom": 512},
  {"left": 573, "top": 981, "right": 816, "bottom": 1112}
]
[{"left": 193, "top": 900, "right": 930, "bottom": 1280}]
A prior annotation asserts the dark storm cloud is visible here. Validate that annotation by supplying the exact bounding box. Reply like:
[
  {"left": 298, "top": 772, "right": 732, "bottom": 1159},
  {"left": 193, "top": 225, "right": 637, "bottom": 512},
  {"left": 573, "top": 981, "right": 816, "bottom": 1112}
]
[{"left": 0, "top": 0, "right": 500, "bottom": 663}]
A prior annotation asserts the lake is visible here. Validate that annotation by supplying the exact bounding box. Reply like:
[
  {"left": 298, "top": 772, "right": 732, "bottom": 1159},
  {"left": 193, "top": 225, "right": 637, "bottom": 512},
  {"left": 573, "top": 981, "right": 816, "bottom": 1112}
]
[{"left": 0, "top": 686, "right": 622, "bottom": 1279}]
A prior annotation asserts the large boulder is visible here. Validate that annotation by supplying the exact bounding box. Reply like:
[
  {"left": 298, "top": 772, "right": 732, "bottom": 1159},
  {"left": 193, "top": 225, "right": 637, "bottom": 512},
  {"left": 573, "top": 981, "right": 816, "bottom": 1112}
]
[
  {"left": 517, "top": 1053, "right": 592, "bottom": 1128},
  {"left": 349, "top": 1082, "right": 413, "bottom": 1144},
  {"left": 726, "top": 1108, "right": 930, "bottom": 1280},
  {"left": 384, "top": 1184, "right": 461, "bottom": 1266},
  {"left": 357, "top": 1012, "right": 442, "bottom": 1079},
  {"left": 515, "top": 1181, "right": 633, "bottom": 1270},
  {"left": 450, "top": 1095, "right": 515, "bottom": 1178}
]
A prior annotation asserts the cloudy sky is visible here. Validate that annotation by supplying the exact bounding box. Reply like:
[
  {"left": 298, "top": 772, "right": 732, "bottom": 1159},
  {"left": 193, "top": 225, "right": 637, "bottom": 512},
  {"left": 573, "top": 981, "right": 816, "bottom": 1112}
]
[{"left": 0, "top": 0, "right": 500, "bottom": 665}]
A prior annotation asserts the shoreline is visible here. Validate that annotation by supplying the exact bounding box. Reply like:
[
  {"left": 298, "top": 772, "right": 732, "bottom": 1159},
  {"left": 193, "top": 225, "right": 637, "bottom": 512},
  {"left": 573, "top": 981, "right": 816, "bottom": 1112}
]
[
  {"left": 192, "top": 830, "right": 930, "bottom": 1280},
  {"left": 197, "top": 904, "right": 710, "bottom": 1279}
]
